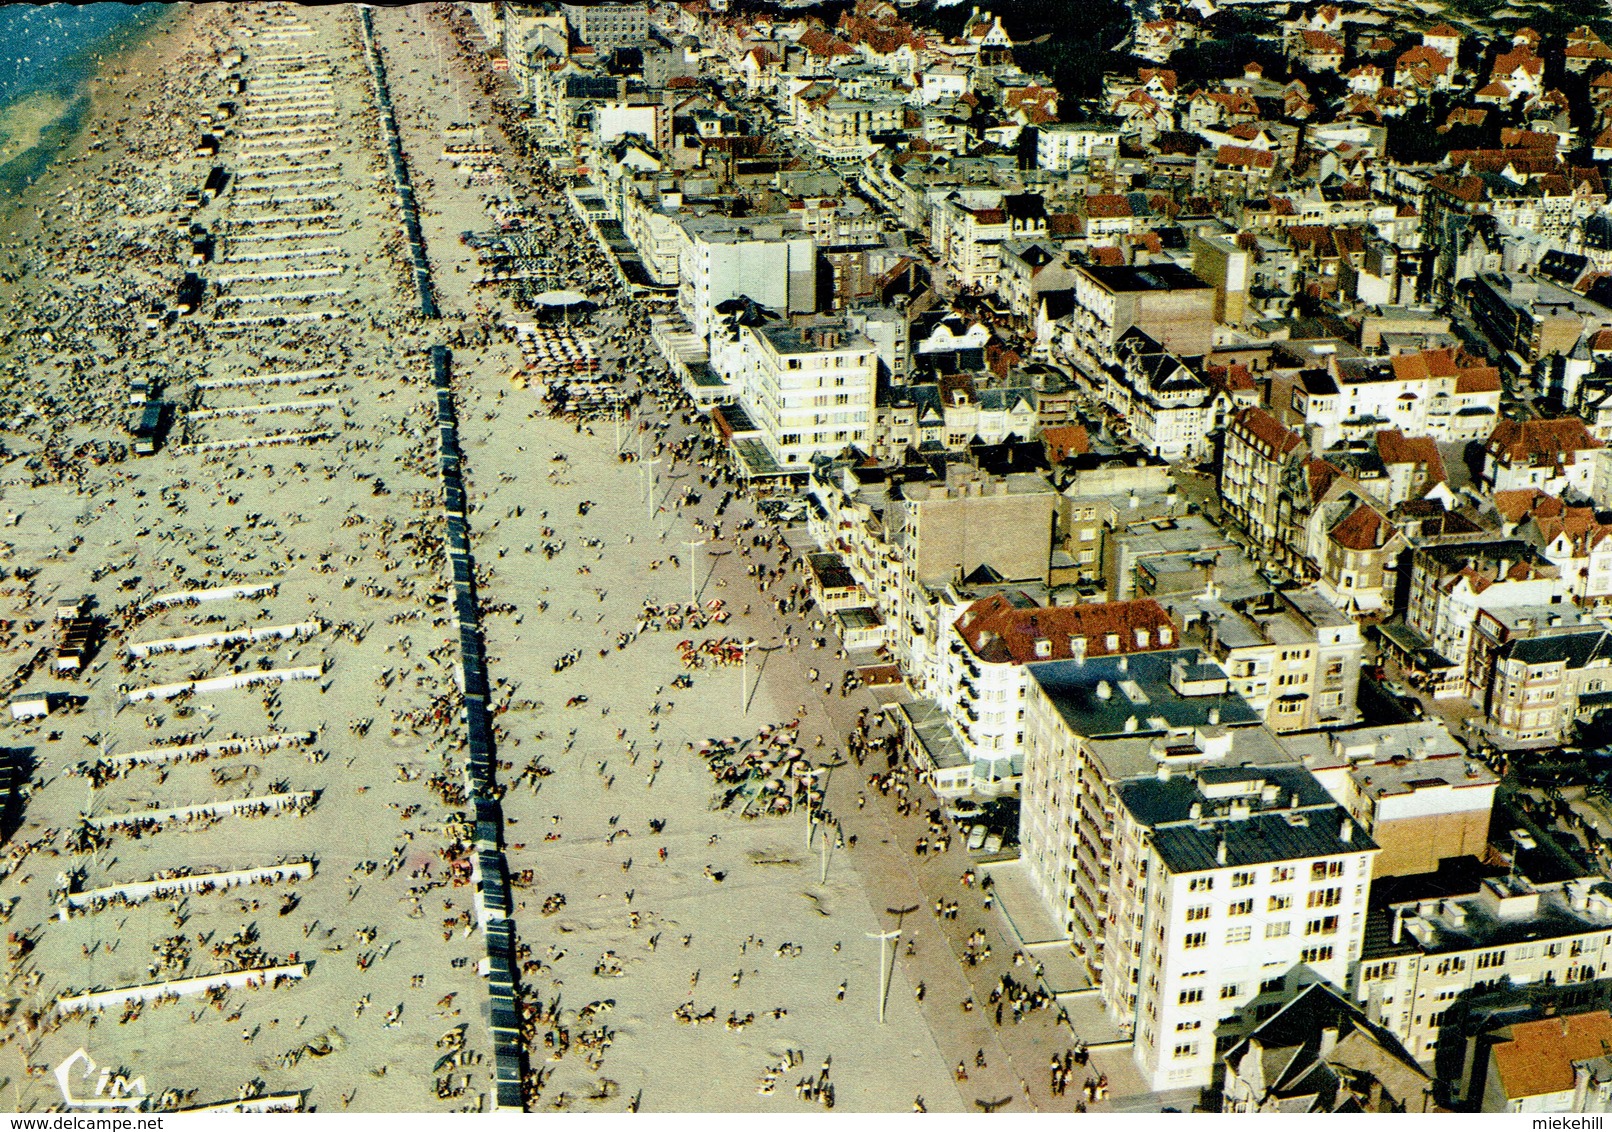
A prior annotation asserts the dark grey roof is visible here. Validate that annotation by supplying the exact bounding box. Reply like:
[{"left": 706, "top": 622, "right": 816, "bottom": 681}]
[
  {"left": 1145, "top": 802, "right": 1374, "bottom": 873},
  {"left": 1505, "top": 630, "right": 1612, "bottom": 669},
  {"left": 1224, "top": 983, "right": 1430, "bottom": 1113},
  {"left": 1027, "top": 649, "right": 1259, "bottom": 739},
  {"left": 1298, "top": 368, "right": 1340, "bottom": 395},
  {"left": 1121, "top": 764, "right": 1334, "bottom": 827},
  {"left": 1418, "top": 538, "right": 1542, "bottom": 571},
  {"left": 1080, "top": 263, "right": 1211, "bottom": 293}
]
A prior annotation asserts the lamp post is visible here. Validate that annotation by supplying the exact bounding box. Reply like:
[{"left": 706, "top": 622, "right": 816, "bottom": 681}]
[
  {"left": 683, "top": 539, "right": 706, "bottom": 606},
  {"left": 737, "top": 638, "right": 765, "bottom": 716},
  {"left": 866, "top": 928, "right": 901, "bottom": 1024},
  {"left": 641, "top": 456, "right": 661, "bottom": 524}
]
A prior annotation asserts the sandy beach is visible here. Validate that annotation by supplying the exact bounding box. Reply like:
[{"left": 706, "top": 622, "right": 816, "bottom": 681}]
[{"left": 0, "top": 2, "right": 1087, "bottom": 1113}]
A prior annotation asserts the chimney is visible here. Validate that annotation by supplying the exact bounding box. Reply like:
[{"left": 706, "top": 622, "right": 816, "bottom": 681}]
[
  {"left": 1190, "top": 802, "right": 1203, "bottom": 819},
  {"left": 1216, "top": 838, "right": 1228, "bottom": 865},
  {"left": 1319, "top": 1026, "right": 1340, "bottom": 1061},
  {"left": 1208, "top": 706, "right": 1220, "bottom": 725},
  {"left": 1096, "top": 680, "right": 1112, "bottom": 700},
  {"left": 1391, "top": 906, "right": 1405, "bottom": 945},
  {"left": 1341, "top": 818, "right": 1354, "bottom": 843}
]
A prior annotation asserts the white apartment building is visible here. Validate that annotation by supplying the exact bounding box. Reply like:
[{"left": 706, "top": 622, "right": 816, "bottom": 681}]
[
  {"left": 1291, "top": 351, "right": 1502, "bottom": 450},
  {"left": 1175, "top": 588, "right": 1363, "bottom": 733},
  {"left": 1405, "top": 540, "right": 1565, "bottom": 678},
  {"left": 622, "top": 186, "right": 686, "bottom": 286},
  {"left": 737, "top": 319, "right": 876, "bottom": 466},
  {"left": 677, "top": 218, "right": 816, "bottom": 338},
  {"left": 560, "top": 2, "right": 649, "bottom": 51},
  {"left": 1061, "top": 327, "right": 1225, "bottom": 463},
  {"left": 1019, "top": 651, "right": 1265, "bottom": 959},
  {"left": 1481, "top": 418, "right": 1606, "bottom": 498},
  {"left": 940, "top": 594, "right": 1180, "bottom": 793},
  {"left": 1037, "top": 121, "right": 1122, "bottom": 171},
  {"left": 1111, "top": 764, "right": 1376, "bottom": 1092},
  {"left": 1355, "top": 875, "right": 1612, "bottom": 1065},
  {"left": 930, "top": 190, "right": 1048, "bottom": 293}
]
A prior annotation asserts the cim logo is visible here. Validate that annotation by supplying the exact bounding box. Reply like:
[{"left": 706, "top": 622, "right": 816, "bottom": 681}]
[{"left": 53, "top": 1048, "right": 147, "bottom": 1110}]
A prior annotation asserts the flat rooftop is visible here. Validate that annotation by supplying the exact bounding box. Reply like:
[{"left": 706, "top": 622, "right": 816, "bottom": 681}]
[
  {"left": 1084, "top": 717, "right": 1299, "bottom": 786},
  {"left": 1080, "top": 263, "right": 1211, "bottom": 293},
  {"left": 1028, "top": 649, "right": 1259, "bottom": 739},
  {"left": 1120, "top": 764, "right": 1372, "bottom": 873},
  {"left": 758, "top": 321, "right": 873, "bottom": 356}
]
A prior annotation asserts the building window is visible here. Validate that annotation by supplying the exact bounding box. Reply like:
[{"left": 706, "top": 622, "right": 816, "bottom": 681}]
[
  {"left": 1305, "top": 916, "right": 1339, "bottom": 937},
  {"left": 1307, "top": 887, "right": 1342, "bottom": 909},
  {"left": 1311, "top": 861, "right": 1344, "bottom": 881},
  {"left": 1228, "top": 899, "right": 1253, "bottom": 917},
  {"left": 1179, "top": 988, "right": 1204, "bottom": 1005},
  {"left": 1268, "top": 895, "right": 1292, "bottom": 912},
  {"left": 1300, "top": 945, "right": 1334, "bottom": 963},
  {"left": 1220, "top": 983, "right": 1242, "bottom": 1000},
  {"left": 1260, "top": 977, "right": 1285, "bottom": 995},
  {"left": 1231, "top": 871, "right": 1256, "bottom": 888},
  {"left": 1189, "top": 877, "right": 1214, "bottom": 892},
  {"left": 1173, "top": 1042, "right": 1198, "bottom": 1060},
  {"left": 1184, "top": 931, "right": 1208, "bottom": 950},
  {"left": 1186, "top": 905, "right": 1211, "bottom": 922},
  {"left": 1175, "top": 1019, "right": 1201, "bottom": 1032},
  {"left": 1272, "top": 866, "right": 1295, "bottom": 883},
  {"left": 1266, "top": 922, "right": 1290, "bottom": 939},
  {"left": 1226, "top": 926, "right": 1252, "bottom": 944}
]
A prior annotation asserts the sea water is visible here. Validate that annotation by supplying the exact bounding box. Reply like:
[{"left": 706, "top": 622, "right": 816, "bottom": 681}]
[{"left": 0, "top": 2, "right": 168, "bottom": 201}]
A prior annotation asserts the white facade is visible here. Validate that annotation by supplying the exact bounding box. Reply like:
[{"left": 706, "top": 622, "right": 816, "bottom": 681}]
[
  {"left": 594, "top": 102, "right": 660, "bottom": 146},
  {"left": 1356, "top": 876, "right": 1612, "bottom": 1064},
  {"left": 1122, "top": 828, "right": 1374, "bottom": 1091},
  {"left": 678, "top": 224, "right": 815, "bottom": 338},
  {"left": 1293, "top": 357, "right": 1502, "bottom": 450},
  {"left": 1037, "top": 122, "right": 1122, "bottom": 171},
  {"left": 738, "top": 322, "right": 876, "bottom": 466}
]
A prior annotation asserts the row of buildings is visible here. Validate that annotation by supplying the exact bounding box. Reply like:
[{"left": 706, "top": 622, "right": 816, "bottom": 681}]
[{"left": 459, "top": 0, "right": 1612, "bottom": 1108}]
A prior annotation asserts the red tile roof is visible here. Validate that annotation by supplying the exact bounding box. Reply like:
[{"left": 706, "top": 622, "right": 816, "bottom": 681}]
[
  {"left": 1084, "top": 193, "right": 1133, "bottom": 219},
  {"left": 1041, "top": 424, "right": 1090, "bottom": 462},
  {"left": 955, "top": 594, "right": 1179, "bottom": 666},
  {"left": 1299, "top": 29, "right": 1344, "bottom": 54},
  {"left": 1493, "top": 1014, "right": 1612, "bottom": 1101},
  {"left": 1233, "top": 406, "right": 1302, "bottom": 459},
  {"left": 1330, "top": 502, "right": 1391, "bottom": 551},
  {"left": 1487, "top": 418, "right": 1604, "bottom": 464},
  {"left": 1375, "top": 430, "right": 1447, "bottom": 483},
  {"left": 1492, "top": 488, "right": 1555, "bottom": 524},
  {"left": 1217, "top": 145, "right": 1275, "bottom": 169}
]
